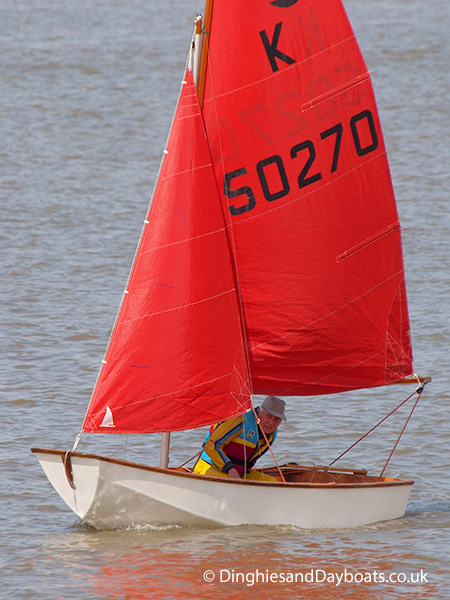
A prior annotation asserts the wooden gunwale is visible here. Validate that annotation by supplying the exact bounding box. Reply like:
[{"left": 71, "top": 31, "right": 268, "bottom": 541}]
[{"left": 31, "top": 448, "right": 414, "bottom": 489}]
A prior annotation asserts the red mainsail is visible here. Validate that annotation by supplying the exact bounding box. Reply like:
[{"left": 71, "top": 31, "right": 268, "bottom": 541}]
[
  {"left": 201, "top": 0, "right": 413, "bottom": 396},
  {"left": 83, "top": 0, "right": 413, "bottom": 434},
  {"left": 83, "top": 71, "right": 251, "bottom": 433}
]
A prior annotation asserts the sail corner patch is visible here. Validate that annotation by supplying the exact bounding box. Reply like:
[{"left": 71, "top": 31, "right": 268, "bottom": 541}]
[{"left": 100, "top": 406, "right": 116, "bottom": 428}]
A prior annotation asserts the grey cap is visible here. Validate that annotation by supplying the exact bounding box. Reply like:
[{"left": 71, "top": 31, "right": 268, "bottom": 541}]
[{"left": 260, "top": 396, "right": 287, "bottom": 421}]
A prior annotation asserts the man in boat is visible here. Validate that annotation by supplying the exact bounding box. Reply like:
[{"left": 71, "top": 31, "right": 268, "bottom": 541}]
[{"left": 193, "top": 395, "right": 286, "bottom": 482}]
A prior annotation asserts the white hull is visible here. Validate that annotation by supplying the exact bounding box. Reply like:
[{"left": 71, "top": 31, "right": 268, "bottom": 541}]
[{"left": 32, "top": 448, "right": 413, "bottom": 530}]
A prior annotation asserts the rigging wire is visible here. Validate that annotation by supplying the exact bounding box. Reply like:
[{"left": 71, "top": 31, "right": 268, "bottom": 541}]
[{"left": 328, "top": 376, "right": 428, "bottom": 472}]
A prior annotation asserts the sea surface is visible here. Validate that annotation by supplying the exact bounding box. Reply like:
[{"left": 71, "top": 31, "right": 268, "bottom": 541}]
[{"left": 1, "top": 0, "right": 449, "bottom": 598}]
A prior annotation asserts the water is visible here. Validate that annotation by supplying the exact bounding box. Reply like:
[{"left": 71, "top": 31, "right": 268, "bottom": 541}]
[{"left": 1, "top": 0, "right": 449, "bottom": 598}]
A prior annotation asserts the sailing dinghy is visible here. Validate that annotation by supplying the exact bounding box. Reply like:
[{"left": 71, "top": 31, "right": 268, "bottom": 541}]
[{"left": 33, "top": 0, "right": 429, "bottom": 530}]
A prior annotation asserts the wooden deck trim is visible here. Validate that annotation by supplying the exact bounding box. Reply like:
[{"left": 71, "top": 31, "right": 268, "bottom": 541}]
[{"left": 31, "top": 448, "right": 414, "bottom": 489}]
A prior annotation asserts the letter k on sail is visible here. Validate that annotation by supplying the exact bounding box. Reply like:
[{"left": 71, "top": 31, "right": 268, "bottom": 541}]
[{"left": 259, "top": 22, "right": 296, "bottom": 72}]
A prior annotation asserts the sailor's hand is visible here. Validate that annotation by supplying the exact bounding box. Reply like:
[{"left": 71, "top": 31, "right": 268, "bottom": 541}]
[{"left": 228, "top": 467, "right": 240, "bottom": 479}]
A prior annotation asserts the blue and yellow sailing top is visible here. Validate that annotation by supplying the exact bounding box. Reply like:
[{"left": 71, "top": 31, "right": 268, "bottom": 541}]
[{"left": 199, "top": 409, "right": 277, "bottom": 476}]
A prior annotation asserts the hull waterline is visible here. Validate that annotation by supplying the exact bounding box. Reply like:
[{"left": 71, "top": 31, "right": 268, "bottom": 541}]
[{"left": 32, "top": 448, "right": 413, "bottom": 530}]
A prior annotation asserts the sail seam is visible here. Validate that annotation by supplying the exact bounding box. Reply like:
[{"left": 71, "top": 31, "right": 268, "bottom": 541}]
[
  {"left": 141, "top": 225, "right": 228, "bottom": 254},
  {"left": 178, "top": 108, "right": 202, "bottom": 119},
  {"left": 284, "top": 340, "right": 410, "bottom": 392},
  {"left": 202, "top": 35, "right": 358, "bottom": 102},
  {"left": 94, "top": 373, "right": 247, "bottom": 410},
  {"left": 118, "top": 288, "right": 236, "bottom": 323},
  {"left": 251, "top": 268, "right": 404, "bottom": 352},
  {"left": 302, "top": 348, "right": 387, "bottom": 389},
  {"left": 288, "top": 342, "right": 407, "bottom": 391},
  {"left": 161, "top": 161, "right": 213, "bottom": 180}
]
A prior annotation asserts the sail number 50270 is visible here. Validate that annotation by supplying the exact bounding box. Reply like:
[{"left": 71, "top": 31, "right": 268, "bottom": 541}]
[{"left": 224, "top": 109, "right": 378, "bottom": 216}]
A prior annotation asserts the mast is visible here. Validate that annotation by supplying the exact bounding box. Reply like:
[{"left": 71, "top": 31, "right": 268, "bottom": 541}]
[
  {"left": 192, "top": 15, "right": 203, "bottom": 86},
  {"left": 159, "top": 431, "right": 171, "bottom": 469},
  {"left": 197, "top": 0, "right": 213, "bottom": 108}
]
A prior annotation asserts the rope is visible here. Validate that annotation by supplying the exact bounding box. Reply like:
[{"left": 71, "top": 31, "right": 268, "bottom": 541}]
[
  {"left": 379, "top": 385, "right": 424, "bottom": 477},
  {"left": 72, "top": 431, "right": 82, "bottom": 452},
  {"left": 328, "top": 377, "right": 427, "bottom": 468},
  {"left": 252, "top": 407, "right": 286, "bottom": 482},
  {"left": 177, "top": 448, "right": 202, "bottom": 470}
]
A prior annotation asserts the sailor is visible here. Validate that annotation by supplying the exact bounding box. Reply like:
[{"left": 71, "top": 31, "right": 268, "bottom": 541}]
[{"left": 193, "top": 395, "right": 286, "bottom": 481}]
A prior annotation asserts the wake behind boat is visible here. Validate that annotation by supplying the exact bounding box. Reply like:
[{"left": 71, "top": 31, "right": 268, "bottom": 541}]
[{"left": 33, "top": 0, "right": 429, "bottom": 530}]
